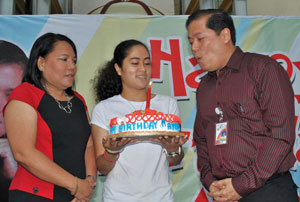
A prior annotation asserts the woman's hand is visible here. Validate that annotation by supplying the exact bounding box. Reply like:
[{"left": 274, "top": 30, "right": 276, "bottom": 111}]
[
  {"left": 86, "top": 175, "right": 96, "bottom": 190},
  {"left": 150, "top": 134, "right": 188, "bottom": 165},
  {"left": 102, "top": 136, "right": 137, "bottom": 153},
  {"left": 71, "top": 178, "right": 94, "bottom": 202},
  {"left": 151, "top": 135, "right": 188, "bottom": 152}
]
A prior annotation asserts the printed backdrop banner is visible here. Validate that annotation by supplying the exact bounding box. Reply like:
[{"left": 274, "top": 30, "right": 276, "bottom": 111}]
[{"left": 0, "top": 14, "right": 300, "bottom": 202}]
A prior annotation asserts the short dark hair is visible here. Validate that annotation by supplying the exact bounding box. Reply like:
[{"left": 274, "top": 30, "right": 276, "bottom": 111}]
[
  {"left": 0, "top": 40, "right": 28, "bottom": 70},
  {"left": 186, "top": 9, "right": 236, "bottom": 45},
  {"left": 22, "top": 32, "right": 77, "bottom": 95},
  {"left": 93, "top": 39, "right": 149, "bottom": 102}
]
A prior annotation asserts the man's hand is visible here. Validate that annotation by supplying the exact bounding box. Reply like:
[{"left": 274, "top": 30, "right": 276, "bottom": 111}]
[
  {"left": 208, "top": 178, "right": 241, "bottom": 202},
  {"left": 209, "top": 180, "right": 227, "bottom": 202}
]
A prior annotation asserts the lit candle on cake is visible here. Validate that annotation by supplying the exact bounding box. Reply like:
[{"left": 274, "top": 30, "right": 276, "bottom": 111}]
[{"left": 146, "top": 81, "right": 152, "bottom": 109}]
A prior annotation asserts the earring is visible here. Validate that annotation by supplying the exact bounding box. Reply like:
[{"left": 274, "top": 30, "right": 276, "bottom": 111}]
[{"left": 39, "top": 66, "right": 44, "bottom": 71}]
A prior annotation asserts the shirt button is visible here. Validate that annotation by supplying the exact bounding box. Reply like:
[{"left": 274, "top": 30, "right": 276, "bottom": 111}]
[
  {"left": 217, "top": 102, "right": 220, "bottom": 105},
  {"left": 33, "top": 187, "right": 39, "bottom": 193},
  {"left": 220, "top": 165, "right": 223, "bottom": 168}
]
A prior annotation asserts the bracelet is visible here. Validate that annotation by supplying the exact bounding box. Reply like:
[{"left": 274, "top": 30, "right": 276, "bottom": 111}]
[
  {"left": 105, "top": 148, "right": 123, "bottom": 155},
  {"left": 163, "top": 146, "right": 182, "bottom": 158},
  {"left": 72, "top": 176, "right": 78, "bottom": 196},
  {"left": 86, "top": 174, "right": 96, "bottom": 181},
  {"left": 103, "top": 150, "right": 120, "bottom": 162}
]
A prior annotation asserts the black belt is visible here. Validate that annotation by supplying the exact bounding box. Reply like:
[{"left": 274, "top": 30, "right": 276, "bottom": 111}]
[{"left": 268, "top": 171, "right": 289, "bottom": 182}]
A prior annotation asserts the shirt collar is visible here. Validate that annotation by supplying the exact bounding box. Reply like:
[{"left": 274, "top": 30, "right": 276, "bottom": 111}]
[{"left": 226, "top": 46, "right": 244, "bottom": 71}]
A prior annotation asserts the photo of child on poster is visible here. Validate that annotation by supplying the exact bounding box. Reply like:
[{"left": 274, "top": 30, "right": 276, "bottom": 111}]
[{"left": 0, "top": 40, "right": 28, "bottom": 202}]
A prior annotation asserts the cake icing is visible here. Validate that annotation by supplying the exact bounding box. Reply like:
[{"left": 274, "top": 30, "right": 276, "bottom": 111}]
[{"left": 109, "top": 109, "right": 183, "bottom": 137}]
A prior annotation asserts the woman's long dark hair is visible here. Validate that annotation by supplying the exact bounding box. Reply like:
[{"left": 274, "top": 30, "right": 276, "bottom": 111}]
[
  {"left": 22, "top": 32, "right": 77, "bottom": 95},
  {"left": 93, "top": 39, "right": 149, "bottom": 102}
]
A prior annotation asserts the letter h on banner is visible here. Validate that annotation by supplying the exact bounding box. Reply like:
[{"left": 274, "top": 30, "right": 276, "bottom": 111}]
[{"left": 149, "top": 38, "right": 187, "bottom": 98}]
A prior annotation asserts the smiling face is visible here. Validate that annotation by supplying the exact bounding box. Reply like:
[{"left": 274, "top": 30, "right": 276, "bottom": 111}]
[
  {"left": 38, "top": 40, "right": 77, "bottom": 93},
  {"left": 115, "top": 44, "right": 152, "bottom": 93},
  {"left": 188, "top": 15, "right": 231, "bottom": 72},
  {"left": 0, "top": 64, "right": 23, "bottom": 137}
]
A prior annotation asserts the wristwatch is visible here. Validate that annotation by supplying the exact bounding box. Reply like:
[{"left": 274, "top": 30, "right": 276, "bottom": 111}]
[{"left": 163, "top": 146, "right": 182, "bottom": 158}]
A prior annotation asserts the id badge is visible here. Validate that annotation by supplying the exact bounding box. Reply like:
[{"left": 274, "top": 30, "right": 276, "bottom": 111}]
[{"left": 215, "top": 122, "right": 228, "bottom": 145}]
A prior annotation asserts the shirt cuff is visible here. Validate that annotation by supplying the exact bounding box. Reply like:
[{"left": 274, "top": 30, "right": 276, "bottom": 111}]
[{"left": 232, "top": 174, "right": 254, "bottom": 197}]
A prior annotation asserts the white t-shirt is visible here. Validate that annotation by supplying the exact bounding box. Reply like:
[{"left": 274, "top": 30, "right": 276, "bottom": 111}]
[{"left": 91, "top": 94, "right": 179, "bottom": 202}]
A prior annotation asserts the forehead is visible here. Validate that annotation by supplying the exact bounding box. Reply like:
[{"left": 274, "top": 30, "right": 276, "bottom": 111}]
[
  {"left": 126, "top": 45, "right": 149, "bottom": 58},
  {"left": 188, "top": 15, "right": 211, "bottom": 35},
  {"left": 0, "top": 64, "right": 23, "bottom": 87},
  {"left": 0, "top": 63, "right": 23, "bottom": 75},
  {"left": 51, "top": 41, "right": 74, "bottom": 53}
]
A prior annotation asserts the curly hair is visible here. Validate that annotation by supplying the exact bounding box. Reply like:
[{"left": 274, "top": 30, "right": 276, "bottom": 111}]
[
  {"left": 93, "top": 39, "right": 149, "bottom": 102},
  {"left": 93, "top": 60, "right": 122, "bottom": 102}
]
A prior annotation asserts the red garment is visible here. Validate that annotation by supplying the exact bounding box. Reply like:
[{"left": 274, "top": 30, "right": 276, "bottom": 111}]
[
  {"left": 4, "top": 82, "right": 89, "bottom": 200},
  {"left": 193, "top": 47, "right": 296, "bottom": 197}
]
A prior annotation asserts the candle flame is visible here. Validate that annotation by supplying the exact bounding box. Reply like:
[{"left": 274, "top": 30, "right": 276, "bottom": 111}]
[{"left": 149, "top": 81, "right": 152, "bottom": 86}]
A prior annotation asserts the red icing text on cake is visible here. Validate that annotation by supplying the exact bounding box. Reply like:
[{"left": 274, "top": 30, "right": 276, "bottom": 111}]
[{"left": 109, "top": 109, "right": 181, "bottom": 127}]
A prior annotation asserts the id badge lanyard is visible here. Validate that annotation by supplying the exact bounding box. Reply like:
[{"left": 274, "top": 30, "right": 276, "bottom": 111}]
[
  {"left": 215, "top": 107, "right": 228, "bottom": 145},
  {"left": 215, "top": 76, "right": 228, "bottom": 169}
]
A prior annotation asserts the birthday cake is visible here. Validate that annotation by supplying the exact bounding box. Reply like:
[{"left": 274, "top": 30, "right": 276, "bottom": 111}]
[{"left": 109, "top": 109, "right": 184, "bottom": 138}]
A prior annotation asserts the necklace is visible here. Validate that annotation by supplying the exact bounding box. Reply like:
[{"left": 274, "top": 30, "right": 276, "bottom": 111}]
[
  {"left": 52, "top": 94, "right": 72, "bottom": 114},
  {"left": 126, "top": 99, "right": 145, "bottom": 112},
  {"left": 43, "top": 85, "right": 73, "bottom": 114}
]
